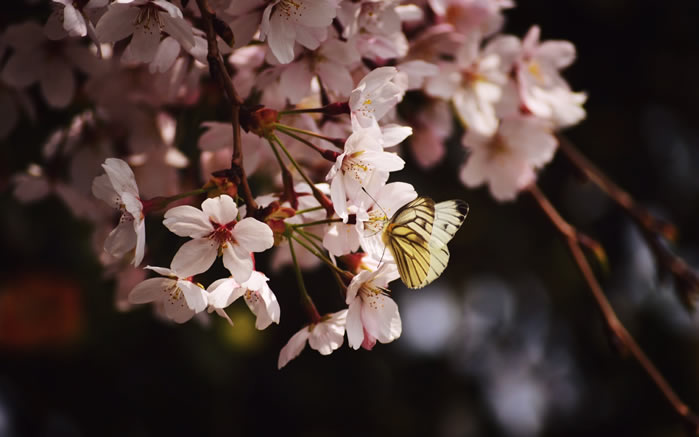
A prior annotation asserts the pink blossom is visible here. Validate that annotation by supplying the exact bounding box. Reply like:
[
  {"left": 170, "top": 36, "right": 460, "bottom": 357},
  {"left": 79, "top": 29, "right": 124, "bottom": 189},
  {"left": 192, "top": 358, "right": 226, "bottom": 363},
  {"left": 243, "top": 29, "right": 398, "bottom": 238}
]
[
  {"left": 346, "top": 264, "right": 402, "bottom": 350},
  {"left": 95, "top": 0, "right": 194, "bottom": 65},
  {"left": 92, "top": 158, "right": 147, "bottom": 266},
  {"left": 163, "top": 195, "right": 274, "bottom": 280},
  {"left": 260, "top": 0, "right": 339, "bottom": 64},
  {"left": 128, "top": 266, "right": 208, "bottom": 324},
  {"left": 278, "top": 309, "right": 347, "bottom": 368},
  {"left": 460, "top": 116, "right": 558, "bottom": 201},
  {"left": 515, "top": 25, "right": 587, "bottom": 128}
]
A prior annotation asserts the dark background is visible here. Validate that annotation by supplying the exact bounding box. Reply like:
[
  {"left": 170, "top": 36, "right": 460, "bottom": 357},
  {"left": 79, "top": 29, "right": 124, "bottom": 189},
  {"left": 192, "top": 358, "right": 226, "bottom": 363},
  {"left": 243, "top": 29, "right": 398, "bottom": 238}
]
[{"left": 2, "top": 0, "right": 699, "bottom": 436}]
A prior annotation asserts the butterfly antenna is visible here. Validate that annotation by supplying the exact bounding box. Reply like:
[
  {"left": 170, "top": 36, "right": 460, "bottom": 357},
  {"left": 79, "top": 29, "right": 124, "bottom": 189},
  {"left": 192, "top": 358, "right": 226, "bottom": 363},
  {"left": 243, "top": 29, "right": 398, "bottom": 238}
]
[
  {"left": 378, "top": 244, "right": 387, "bottom": 267},
  {"left": 361, "top": 187, "right": 389, "bottom": 218}
]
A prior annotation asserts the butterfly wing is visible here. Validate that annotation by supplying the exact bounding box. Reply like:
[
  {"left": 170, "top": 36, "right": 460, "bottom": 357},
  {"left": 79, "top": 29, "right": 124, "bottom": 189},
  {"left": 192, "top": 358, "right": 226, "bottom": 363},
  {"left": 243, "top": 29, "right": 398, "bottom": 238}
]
[
  {"left": 419, "top": 200, "right": 469, "bottom": 288},
  {"left": 383, "top": 197, "right": 436, "bottom": 289}
]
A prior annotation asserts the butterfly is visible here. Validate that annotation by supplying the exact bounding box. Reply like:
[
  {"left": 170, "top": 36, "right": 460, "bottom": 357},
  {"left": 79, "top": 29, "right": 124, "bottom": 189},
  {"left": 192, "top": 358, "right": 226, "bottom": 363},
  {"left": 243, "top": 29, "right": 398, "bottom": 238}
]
[{"left": 381, "top": 197, "right": 469, "bottom": 289}]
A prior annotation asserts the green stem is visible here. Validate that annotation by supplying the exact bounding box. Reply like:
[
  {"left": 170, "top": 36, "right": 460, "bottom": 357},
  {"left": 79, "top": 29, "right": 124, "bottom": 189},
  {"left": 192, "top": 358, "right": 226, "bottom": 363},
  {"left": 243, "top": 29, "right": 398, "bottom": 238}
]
[
  {"left": 288, "top": 230, "right": 345, "bottom": 276},
  {"left": 165, "top": 188, "right": 208, "bottom": 203},
  {"left": 295, "top": 206, "right": 323, "bottom": 215},
  {"left": 276, "top": 123, "right": 340, "bottom": 145},
  {"left": 288, "top": 237, "right": 321, "bottom": 323},
  {"left": 294, "top": 227, "right": 326, "bottom": 252},
  {"left": 270, "top": 134, "right": 334, "bottom": 216}
]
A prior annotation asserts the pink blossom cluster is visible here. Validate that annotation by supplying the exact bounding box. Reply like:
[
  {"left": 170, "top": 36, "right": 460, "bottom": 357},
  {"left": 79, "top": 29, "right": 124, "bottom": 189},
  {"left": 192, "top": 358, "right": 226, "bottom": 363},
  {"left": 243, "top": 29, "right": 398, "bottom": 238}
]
[{"left": 5, "top": 0, "right": 585, "bottom": 368}]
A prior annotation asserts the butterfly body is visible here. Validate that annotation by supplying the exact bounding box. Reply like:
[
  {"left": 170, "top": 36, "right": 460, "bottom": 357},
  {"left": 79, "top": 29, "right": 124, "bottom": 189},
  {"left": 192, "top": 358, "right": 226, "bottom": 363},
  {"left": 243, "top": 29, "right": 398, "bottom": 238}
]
[{"left": 381, "top": 197, "right": 469, "bottom": 289}]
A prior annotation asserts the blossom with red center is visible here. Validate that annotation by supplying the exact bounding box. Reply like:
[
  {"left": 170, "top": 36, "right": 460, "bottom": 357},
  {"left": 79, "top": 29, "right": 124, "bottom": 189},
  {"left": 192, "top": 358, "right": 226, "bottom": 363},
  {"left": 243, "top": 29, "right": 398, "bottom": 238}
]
[{"left": 163, "top": 195, "right": 274, "bottom": 281}]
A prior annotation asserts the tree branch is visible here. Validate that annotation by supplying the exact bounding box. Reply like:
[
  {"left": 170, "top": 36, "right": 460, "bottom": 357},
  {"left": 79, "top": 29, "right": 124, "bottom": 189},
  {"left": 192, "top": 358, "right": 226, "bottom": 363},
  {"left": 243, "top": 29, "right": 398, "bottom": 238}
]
[
  {"left": 195, "top": 0, "right": 257, "bottom": 211},
  {"left": 558, "top": 135, "right": 699, "bottom": 308},
  {"left": 528, "top": 183, "right": 699, "bottom": 434}
]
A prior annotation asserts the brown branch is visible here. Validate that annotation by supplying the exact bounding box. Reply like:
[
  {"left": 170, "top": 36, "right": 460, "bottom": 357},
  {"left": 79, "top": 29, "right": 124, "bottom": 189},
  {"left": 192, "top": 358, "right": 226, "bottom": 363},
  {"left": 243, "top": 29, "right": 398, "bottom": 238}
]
[
  {"left": 528, "top": 184, "right": 699, "bottom": 434},
  {"left": 195, "top": 0, "right": 257, "bottom": 211},
  {"left": 557, "top": 135, "right": 676, "bottom": 240},
  {"left": 558, "top": 135, "right": 699, "bottom": 308}
]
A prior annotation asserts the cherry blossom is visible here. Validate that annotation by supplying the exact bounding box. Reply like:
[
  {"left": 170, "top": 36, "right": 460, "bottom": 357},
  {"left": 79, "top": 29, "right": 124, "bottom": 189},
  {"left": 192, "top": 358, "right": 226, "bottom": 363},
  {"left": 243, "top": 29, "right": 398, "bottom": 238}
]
[
  {"left": 260, "top": 0, "right": 339, "bottom": 64},
  {"left": 349, "top": 67, "right": 408, "bottom": 129},
  {"left": 95, "top": 0, "right": 195, "bottom": 65},
  {"left": 425, "top": 31, "right": 517, "bottom": 136},
  {"left": 515, "top": 26, "right": 587, "bottom": 128},
  {"left": 1, "top": 21, "right": 103, "bottom": 108},
  {"left": 45, "top": 0, "right": 108, "bottom": 40},
  {"left": 460, "top": 116, "right": 558, "bottom": 201},
  {"left": 326, "top": 125, "right": 405, "bottom": 220},
  {"left": 346, "top": 264, "right": 402, "bottom": 350},
  {"left": 92, "top": 158, "right": 147, "bottom": 266},
  {"left": 128, "top": 266, "right": 207, "bottom": 323},
  {"left": 163, "top": 195, "right": 274, "bottom": 281},
  {"left": 278, "top": 309, "right": 348, "bottom": 368},
  {"left": 207, "top": 271, "right": 281, "bottom": 329}
]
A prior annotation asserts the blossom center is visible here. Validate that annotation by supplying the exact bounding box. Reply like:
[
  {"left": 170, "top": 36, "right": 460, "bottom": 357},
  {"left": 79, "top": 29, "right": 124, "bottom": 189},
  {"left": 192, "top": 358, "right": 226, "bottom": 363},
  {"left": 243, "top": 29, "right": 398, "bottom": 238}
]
[
  {"left": 136, "top": 4, "right": 164, "bottom": 31},
  {"left": 363, "top": 209, "right": 388, "bottom": 236},
  {"left": 209, "top": 221, "right": 236, "bottom": 245},
  {"left": 527, "top": 60, "right": 544, "bottom": 82},
  {"left": 165, "top": 282, "right": 186, "bottom": 306},
  {"left": 360, "top": 283, "right": 386, "bottom": 310},
  {"left": 341, "top": 151, "right": 373, "bottom": 182},
  {"left": 276, "top": 0, "right": 305, "bottom": 21},
  {"left": 486, "top": 134, "right": 511, "bottom": 163}
]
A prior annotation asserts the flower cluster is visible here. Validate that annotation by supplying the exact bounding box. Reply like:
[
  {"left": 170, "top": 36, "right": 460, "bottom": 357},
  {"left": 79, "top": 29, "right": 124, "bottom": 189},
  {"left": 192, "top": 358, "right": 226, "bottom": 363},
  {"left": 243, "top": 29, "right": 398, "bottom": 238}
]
[{"left": 5, "top": 0, "right": 586, "bottom": 368}]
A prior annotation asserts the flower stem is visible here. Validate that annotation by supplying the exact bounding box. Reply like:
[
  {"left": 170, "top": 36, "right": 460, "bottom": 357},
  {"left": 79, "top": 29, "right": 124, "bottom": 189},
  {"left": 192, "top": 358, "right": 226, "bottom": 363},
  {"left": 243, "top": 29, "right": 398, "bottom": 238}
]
[
  {"left": 270, "top": 134, "right": 334, "bottom": 217},
  {"left": 276, "top": 123, "right": 345, "bottom": 150},
  {"left": 295, "top": 206, "right": 324, "bottom": 215},
  {"left": 288, "top": 236, "right": 321, "bottom": 323},
  {"left": 287, "top": 227, "right": 346, "bottom": 276}
]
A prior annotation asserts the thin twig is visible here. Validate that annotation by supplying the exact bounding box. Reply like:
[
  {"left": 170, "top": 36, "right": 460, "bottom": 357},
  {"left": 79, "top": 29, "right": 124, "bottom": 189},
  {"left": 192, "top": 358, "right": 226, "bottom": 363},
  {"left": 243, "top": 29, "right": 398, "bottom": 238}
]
[
  {"left": 557, "top": 135, "right": 675, "bottom": 239},
  {"left": 557, "top": 135, "right": 699, "bottom": 308},
  {"left": 528, "top": 184, "right": 699, "bottom": 434},
  {"left": 195, "top": 0, "right": 257, "bottom": 211}
]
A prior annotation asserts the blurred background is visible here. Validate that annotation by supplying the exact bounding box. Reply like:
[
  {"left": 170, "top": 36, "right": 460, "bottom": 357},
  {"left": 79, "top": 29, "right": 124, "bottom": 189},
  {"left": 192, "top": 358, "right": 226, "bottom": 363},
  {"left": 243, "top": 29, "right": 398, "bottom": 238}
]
[{"left": 2, "top": 0, "right": 699, "bottom": 436}]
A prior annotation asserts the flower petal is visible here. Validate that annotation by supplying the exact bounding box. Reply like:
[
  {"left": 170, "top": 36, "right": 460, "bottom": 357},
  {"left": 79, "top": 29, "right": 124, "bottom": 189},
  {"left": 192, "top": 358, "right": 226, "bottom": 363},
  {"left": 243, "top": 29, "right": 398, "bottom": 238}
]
[
  {"left": 345, "top": 297, "right": 364, "bottom": 350},
  {"left": 170, "top": 238, "right": 218, "bottom": 277},
  {"left": 201, "top": 195, "right": 238, "bottom": 226},
  {"left": 95, "top": 4, "right": 138, "bottom": 43},
  {"left": 278, "top": 327, "right": 310, "bottom": 369},
  {"left": 163, "top": 205, "right": 213, "bottom": 238},
  {"left": 222, "top": 243, "right": 254, "bottom": 282},
  {"left": 128, "top": 277, "right": 173, "bottom": 304},
  {"left": 232, "top": 218, "right": 274, "bottom": 252},
  {"left": 179, "top": 280, "right": 207, "bottom": 313}
]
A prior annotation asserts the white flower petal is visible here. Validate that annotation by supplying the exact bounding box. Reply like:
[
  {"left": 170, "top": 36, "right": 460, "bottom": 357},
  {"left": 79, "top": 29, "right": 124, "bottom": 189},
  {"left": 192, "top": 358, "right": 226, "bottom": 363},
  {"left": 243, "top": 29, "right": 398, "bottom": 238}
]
[
  {"left": 222, "top": 243, "right": 254, "bottom": 282},
  {"left": 179, "top": 280, "right": 207, "bottom": 313},
  {"left": 128, "top": 277, "right": 173, "bottom": 304},
  {"left": 346, "top": 297, "right": 364, "bottom": 349},
  {"left": 171, "top": 238, "right": 218, "bottom": 277},
  {"left": 95, "top": 4, "right": 138, "bottom": 43},
  {"left": 232, "top": 218, "right": 273, "bottom": 252},
  {"left": 104, "top": 219, "right": 137, "bottom": 259},
  {"left": 163, "top": 205, "right": 213, "bottom": 238},
  {"left": 278, "top": 327, "right": 310, "bottom": 369},
  {"left": 160, "top": 14, "right": 194, "bottom": 52},
  {"left": 123, "top": 21, "right": 161, "bottom": 64},
  {"left": 207, "top": 278, "right": 244, "bottom": 309},
  {"left": 102, "top": 158, "right": 139, "bottom": 197},
  {"left": 201, "top": 195, "right": 238, "bottom": 226}
]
